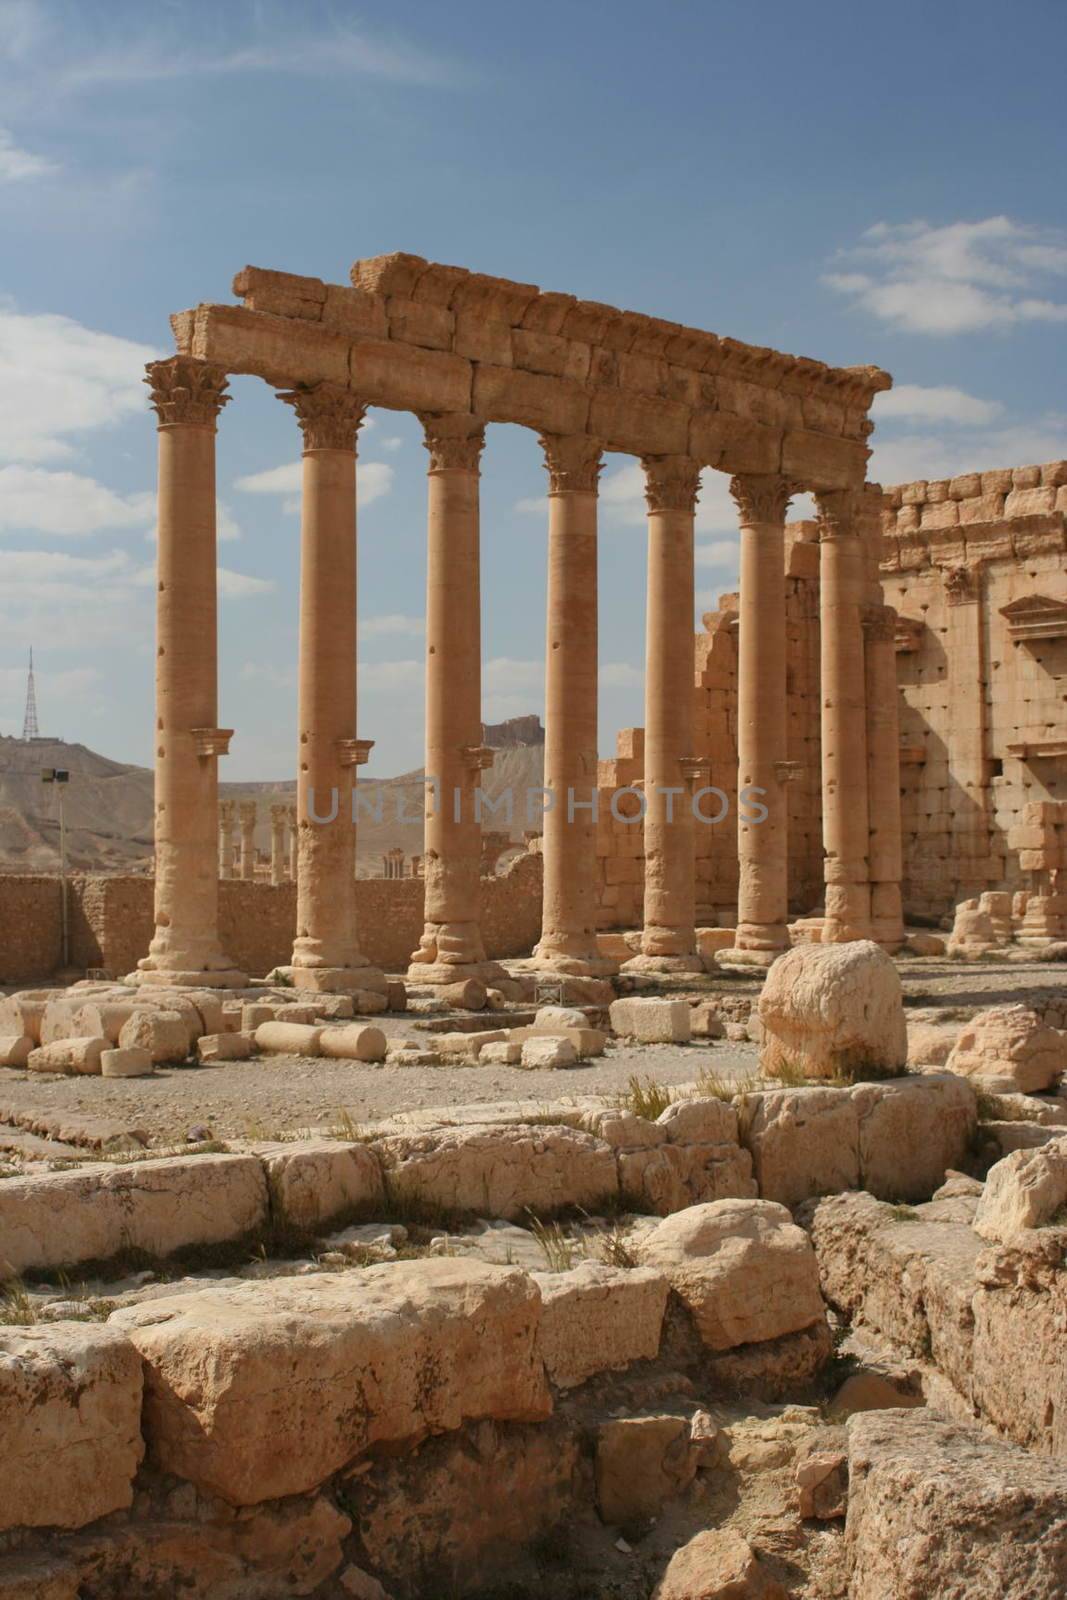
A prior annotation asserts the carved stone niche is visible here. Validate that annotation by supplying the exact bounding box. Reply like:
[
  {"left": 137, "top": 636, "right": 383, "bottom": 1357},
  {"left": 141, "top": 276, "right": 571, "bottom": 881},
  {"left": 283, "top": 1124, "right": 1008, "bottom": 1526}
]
[{"left": 999, "top": 594, "right": 1067, "bottom": 644}]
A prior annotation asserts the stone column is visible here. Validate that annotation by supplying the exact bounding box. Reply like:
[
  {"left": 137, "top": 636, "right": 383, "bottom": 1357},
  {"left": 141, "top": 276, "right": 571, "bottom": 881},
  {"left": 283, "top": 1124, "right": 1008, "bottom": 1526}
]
[
  {"left": 817, "top": 488, "right": 872, "bottom": 942},
  {"left": 218, "top": 799, "right": 236, "bottom": 880},
  {"left": 408, "top": 416, "right": 504, "bottom": 985},
  {"left": 942, "top": 561, "right": 992, "bottom": 901},
  {"left": 863, "top": 602, "right": 905, "bottom": 949},
  {"left": 720, "top": 474, "right": 798, "bottom": 967},
  {"left": 532, "top": 434, "right": 616, "bottom": 977},
  {"left": 269, "top": 803, "right": 287, "bottom": 886},
  {"left": 134, "top": 357, "right": 245, "bottom": 988},
  {"left": 238, "top": 800, "right": 257, "bottom": 880},
  {"left": 279, "top": 382, "right": 385, "bottom": 995},
  {"left": 286, "top": 804, "right": 298, "bottom": 882},
  {"left": 624, "top": 455, "right": 704, "bottom": 974}
]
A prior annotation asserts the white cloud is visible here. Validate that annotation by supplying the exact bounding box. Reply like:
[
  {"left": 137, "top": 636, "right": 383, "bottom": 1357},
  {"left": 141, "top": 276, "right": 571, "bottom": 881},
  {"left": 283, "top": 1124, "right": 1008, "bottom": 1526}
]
[
  {"left": 380, "top": 435, "right": 404, "bottom": 452},
  {"left": 0, "top": 663, "right": 101, "bottom": 729},
  {"left": 869, "top": 413, "right": 1067, "bottom": 489},
  {"left": 825, "top": 218, "right": 1067, "bottom": 334},
  {"left": 0, "top": 464, "right": 153, "bottom": 535},
  {"left": 234, "top": 459, "right": 393, "bottom": 511},
  {"left": 217, "top": 567, "right": 275, "bottom": 598},
  {"left": 0, "top": 126, "right": 57, "bottom": 181},
  {"left": 600, "top": 662, "right": 642, "bottom": 688},
  {"left": 234, "top": 461, "right": 301, "bottom": 495},
  {"left": 359, "top": 659, "right": 422, "bottom": 691},
  {"left": 598, "top": 464, "right": 815, "bottom": 535},
  {"left": 362, "top": 613, "right": 425, "bottom": 638},
  {"left": 0, "top": 543, "right": 153, "bottom": 651},
  {"left": 873, "top": 384, "right": 1003, "bottom": 427}
]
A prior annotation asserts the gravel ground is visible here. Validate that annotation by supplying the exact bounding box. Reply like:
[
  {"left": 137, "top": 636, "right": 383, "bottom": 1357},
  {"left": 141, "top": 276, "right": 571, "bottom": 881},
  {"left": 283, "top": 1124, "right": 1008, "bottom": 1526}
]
[{"left": 0, "top": 955, "right": 1062, "bottom": 1149}]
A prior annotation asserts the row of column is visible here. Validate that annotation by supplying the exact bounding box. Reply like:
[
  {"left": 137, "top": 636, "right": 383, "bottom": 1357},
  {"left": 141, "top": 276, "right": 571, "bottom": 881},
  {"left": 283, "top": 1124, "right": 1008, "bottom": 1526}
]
[
  {"left": 218, "top": 801, "right": 297, "bottom": 884},
  {"left": 134, "top": 354, "right": 903, "bottom": 991}
]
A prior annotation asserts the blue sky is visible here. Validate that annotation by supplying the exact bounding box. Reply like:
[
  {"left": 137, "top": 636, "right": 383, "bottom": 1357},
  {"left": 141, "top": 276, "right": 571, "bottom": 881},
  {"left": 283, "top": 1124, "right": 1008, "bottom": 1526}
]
[{"left": 1, "top": 0, "right": 1065, "bottom": 777}]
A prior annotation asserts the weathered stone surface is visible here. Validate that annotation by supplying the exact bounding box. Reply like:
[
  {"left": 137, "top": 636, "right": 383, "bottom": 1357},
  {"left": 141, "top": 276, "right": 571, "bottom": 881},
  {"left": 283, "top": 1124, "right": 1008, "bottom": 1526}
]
[
  {"left": 759, "top": 940, "right": 907, "bottom": 1081},
  {"left": 946, "top": 1004, "right": 1066, "bottom": 1093},
  {"left": 0, "top": 991, "right": 55, "bottom": 1045},
  {"left": 972, "top": 1233, "right": 1067, "bottom": 1456},
  {"left": 620, "top": 1140, "right": 757, "bottom": 1215},
  {"left": 261, "top": 1138, "right": 385, "bottom": 1229},
  {"left": 520, "top": 1035, "right": 578, "bottom": 1069},
  {"left": 595, "top": 1415, "right": 695, "bottom": 1526},
  {"left": 905, "top": 1015, "right": 962, "bottom": 1067},
  {"left": 652, "top": 1528, "right": 787, "bottom": 1599},
  {"left": 197, "top": 1030, "right": 252, "bottom": 1063},
  {"left": 117, "top": 1009, "right": 192, "bottom": 1064},
  {"left": 974, "top": 1137, "right": 1067, "bottom": 1241},
  {"left": 533, "top": 1262, "right": 668, "bottom": 1388},
  {"left": 531, "top": 1005, "right": 588, "bottom": 1031},
  {"left": 26, "top": 1036, "right": 107, "bottom": 1075},
  {"left": 795, "top": 1444, "right": 847, "bottom": 1518},
  {"left": 845, "top": 1409, "right": 1067, "bottom": 1598},
  {"left": 638, "top": 1199, "right": 826, "bottom": 1351},
  {"left": 0, "top": 1153, "right": 268, "bottom": 1276},
  {"left": 100, "top": 1045, "right": 154, "bottom": 1078},
  {"left": 738, "top": 1087, "right": 860, "bottom": 1207},
  {"left": 0, "top": 1034, "right": 32, "bottom": 1068},
  {"left": 852, "top": 1074, "right": 976, "bottom": 1202},
  {"left": 111, "top": 1261, "right": 551, "bottom": 1504},
  {"left": 0, "top": 1554, "right": 80, "bottom": 1598},
  {"left": 609, "top": 997, "right": 692, "bottom": 1043},
  {"left": 0, "top": 1323, "right": 143, "bottom": 1532},
  {"left": 254, "top": 1020, "right": 324, "bottom": 1056},
  {"left": 374, "top": 1123, "right": 618, "bottom": 1219},
  {"left": 319, "top": 1023, "right": 388, "bottom": 1062}
]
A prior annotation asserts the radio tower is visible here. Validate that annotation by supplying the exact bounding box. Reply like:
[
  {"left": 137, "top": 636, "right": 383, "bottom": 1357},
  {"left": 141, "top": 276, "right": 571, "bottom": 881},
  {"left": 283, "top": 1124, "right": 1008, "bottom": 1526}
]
[{"left": 21, "top": 649, "right": 40, "bottom": 741}]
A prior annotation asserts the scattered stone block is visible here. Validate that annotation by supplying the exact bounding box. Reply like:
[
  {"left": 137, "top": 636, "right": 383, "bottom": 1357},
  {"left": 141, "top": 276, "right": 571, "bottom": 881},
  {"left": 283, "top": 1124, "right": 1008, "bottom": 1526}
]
[
  {"left": 609, "top": 997, "right": 692, "bottom": 1044},
  {"left": 945, "top": 1004, "right": 1066, "bottom": 1093},
  {"left": 26, "top": 1036, "right": 107, "bottom": 1075},
  {"left": 441, "top": 978, "right": 487, "bottom": 1010},
  {"left": 435, "top": 1029, "right": 508, "bottom": 1060},
  {"left": 316, "top": 993, "right": 355, "bottom": 1020},
  {"left": 254, "top": 1021, "right": 324, "bottom": 1056},
  {"left": 0, "top": 1323, "right": 144, "bottom": 1532},
  {"left": 520, "top": 1035, "right": 578, "bottom": 1069},
  {"left": 273, "top": 1003, "right": 319, "bottom": 1024},
  {"left": 70, "top": 999, "right": 140, "bottom": 1043},
  {"left": 906, "top": 1015, "right": 962, "bottom": 1067},
  {"left": 242, "top": 1002, "right": 277, "bottom": 1031},
  {"left": 385, "top": 979, "right": 407, "bottom": 1011},
  {"left": 595, "top": 1415, "right": 695, "bottom": 1527},
  {"left": 759, "top": 940, "right": 906, "bottom": 1081},
  {"left": 112, "top": 1261, "right": 551, "bottom": 1505},
  {"left": 533, "top": 1262, "right": 668, "bottom": 1388},
  {"left": 100, "top": 1046, "right": 154, "bottom": 1079},
  {"left": 831, "top": 1372, "right": 921, "bottom": 1417},
  {"left": 690, "top": 999, "right": 726, "bottom": 1038},
  {"left": 0, "top": 992, "right": 54, "bottom": 1045},
  {"left": 479, "top": 1040, "right": 522, "bottom": 1064},
  {"left": 738, "top": 1087, "right": 861, "bottom": 1207},
  {"left": 904, "top": 932, "right": 945, "bottom": 957},
  {"left": 795, "top": 1445, "right": 847, "bottom": 1519},
  {"left": 197, "top": 1031, "right": 253, "bottom": 1063},
  {"left": 973, "top": 1136, "right": 1067, "bottom": 1241},
  {"left": 652, "top": 1529, "right": 786, "bottom": 1600},
  {"left": 319, "top": 1024, "right": 388, "bottom": 1063},
  {"left": 0, "top": 1035, "right": 32, "bottom": 1068},
  {"left": 117, "top": 1010, "right": 191, "bottom": 1065},
  {"left": 851, "top": 1074, "right": 976, "bottom": 1202},
  {"left": 261, "top": 1139, "right": 385, "bottom": 1229},
  {"left": 532, "top": 1005, "right": 589, "bottom": 1031},
  {"left": 352, "top": 989, "right": 388, "bottom": 1015},
  {"left": 374, "top": 1123, "right": 617, "bottom": 1219},
  {"left": 696, "top": 927, "right": 736, "bottom": 961},
  {"left": 637, "top": 1198, "right": 826, "bottom": 1352}
]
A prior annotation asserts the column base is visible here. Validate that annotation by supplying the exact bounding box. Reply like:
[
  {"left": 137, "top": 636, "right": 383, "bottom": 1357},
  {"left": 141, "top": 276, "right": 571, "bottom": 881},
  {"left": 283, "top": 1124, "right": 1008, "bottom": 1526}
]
[
  {"left": 821, "top": 922, "right": 873, "bottom": 945},
  {"left": 287, "top": 964, "right": 388, "bottom": 996},
  {"left": 620, "top": 952, "right": 705, "bottom": 975},
  {"left": 405, "top": 959, "right": 510, "bottom": 987},
  {"left": 717, "top": 947, "right": 780, "bottom": 971},
  {"left": 529, "top": 948, "right": 619, "bottom": 979},
  {"left": 128, "top": 967, "right": 248, "bottom": 990}
]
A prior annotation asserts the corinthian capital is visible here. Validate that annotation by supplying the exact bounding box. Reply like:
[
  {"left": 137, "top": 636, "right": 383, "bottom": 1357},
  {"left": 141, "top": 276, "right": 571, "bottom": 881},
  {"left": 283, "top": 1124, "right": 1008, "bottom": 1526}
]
[
  {"left": 539, "top": 433, "right": 603, "bottom": 494},
  {"left": 729, "top": 473, "right": 800, "bottom": 527},
  {"left": 641, "top": 454, "right": 702, "bottom": 514},
  {"left": 814, "top": 487, "right": 863, "bottom": 541},
  {"left": 277, "top": 384, "right": 367, "bottom": 451},
  {"left": 420, "top": 413, "right": 486, "bottom": 473},
  {"left": 145, "top": 357, "right": 230, "bottom": 429}
]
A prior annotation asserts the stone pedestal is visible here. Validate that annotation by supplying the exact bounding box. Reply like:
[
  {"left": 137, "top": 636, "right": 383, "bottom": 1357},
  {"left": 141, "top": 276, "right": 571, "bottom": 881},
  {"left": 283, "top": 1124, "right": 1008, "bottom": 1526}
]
[
  {"left": 269, "top": 803, "right": 287, "bottom": 887},
  {"left": 238, "top": 800, "right": 257, "bottom": 881},
  {"left": 408, "top": 416, "right": 504, "bottom": 985},
  {"left": 531, "top": 435, "right": 616, "bottom": 977},
  {"left": 817, "top": 489, "right": 872, "bottom": 943},
  {"left": 720, "top": 474, "right": 796, "bottom": 969},
  {"left": 134, "top": 358, "right": 245, "bottom": 989},
  {"left": 218, "top": 799, "right": 235, "bottom": 881},
  {"left": 279, "top": 383, "right": 385, "bottom": 996},
  {"left": 624, "top": 455, "right": 704, "bottom": 975}
]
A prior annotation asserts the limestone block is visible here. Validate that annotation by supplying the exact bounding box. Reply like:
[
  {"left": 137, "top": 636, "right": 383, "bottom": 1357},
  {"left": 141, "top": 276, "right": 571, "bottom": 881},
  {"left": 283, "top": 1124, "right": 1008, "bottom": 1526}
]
[
  {"left": 584, "top": 1109, "right": 666, "bottom": 1150},
  {"left": 70, "top": 999, "right": 140, "bottom": 1043},
  {"left": 197, "top": 1031, "right": 253, "bottom": 1063},
  {"left": 117, "top": 1010, "right": 192, "bottom": 1064},
  {"left": 758, "top": 941, "right": 906, "bottom": 1081},
  {"left": 597, "top": 932, "right": 634, "bottom": 962},
  {"left": 374, "top": 1124, "right": 618, "bottom": 1219},
  {"left": 738, "top": 1088, "right": 860, "bottom": 1207},
  {"left": 26, "top": 1036, "right": 107, "bottom": 1075},
  {"left": 656, "top": 1097, "right": 738, "bottom": 1145},
  {"left": 38, "top": 997, "right": 98, "bottom": 1045},
  {"left": 904, "top": 932, "right": 945, "bottom": 956},
  {"left": 512, "top": 1024, "right": 606, "bottom": 1059},
  {"left": 973, "top": 1137, "right": 1067, "bottom": 1241},
  {"left": 520, "top": 1035, "right": 578, "bottom": 1069},
  {"left": 472, "top": 363, "right": 589, "bottom": 436},
  {"left": 319, "top": 1024, "right": 388, "bottom": 1063},
  {"left": 619, "top": 1141, "right": 757, "bottom": 1215},
  {"left": 1004, "top": 485, "right": 1056, "bottom": 518},
  {"left": 242, "top": 1002, "right": 278, "bottom": 1031},
  {"left": 353, "top": 989, "right": 389, "bottom": 1015},
  {"left": 533, "top": 1262, "right": 668, "bottom": 1388},
  {"left": 531, "top": 1005, "right": 589, "bottom": 1032},
  {"left": 906, "top": 1016, "right": 961, "bottom": 1067},
  {"left": 440, "top": 978, "right": 487, "bottom": 1010},
  {"left": 111, "top": 1261, "right": 551, "bottom": 1505},
  {"left": 0, "top": 991, "right": 56, "bottom": 1045},
  {"left": 478, "top": 1040, "right": 522, "bottom": 1065},
  {"left": 100, "top": 1046, "right": 154, "bottom": 1079},
  {"left": 589, "top": 388, "right": 688, "bottom": 455},
  {"left": 970, "top": 1234, "right": 1067, "bottom": 1456},
  {"left": 595, "top": 1415, "right": 695, "bottom": 1527},
  {"left": 609, "top": 997, "right": 692, "bottom": 1044},
  {"left": 385, "top": 980, "right": 408, "bottom": 1011},
  {"left": 690, "top": 999, "right": 726, "bottom": 1038},
  {"left": 0, "top": 1034, "right": 32, "bottom": 1068},
  {"left": 947, "top": 902, "right": 999, "bottom": 956},
  {"left": 945, "top": 1004, "right": 1066, "bottom": 1093},
  {"left": 262, "top": 1139, "right": 385, "bottom": 1230},
  {"left": 845, "top": 1410, "right": 1067, "bottom": 1599},
  {"left": 254, "top": 1021, "right": 324, "bottom": 1056},
  {"left": 637, "top": 1199, "right": 826, "bottom": 1352},
  {"left": 781, "top": 428, "right": 867, "bottom": 489},
  {"left": 0, "top": 1323, "right": 143, "bottom": 1532},
  {"left": 795, "top": 1447, "right": 848, "bottom": 1519},
  {"left": 697, "top": 927, "right": 735, "bottom": 960},
  {"left": 851, "top": 1075, "right": 977, "bottom": 1202},
  {"left": 435, "top": 1029, "right": 507, "bottom": 1059},
  {"left": 0, "top": 1154, "right": 268, "bottom": 1277},
  {"left": 273, "top": 1003, "right": 320, "bottom": 1024},
  {"left": 652, "top": 1529, "right": 787, "bottom": 1600}
]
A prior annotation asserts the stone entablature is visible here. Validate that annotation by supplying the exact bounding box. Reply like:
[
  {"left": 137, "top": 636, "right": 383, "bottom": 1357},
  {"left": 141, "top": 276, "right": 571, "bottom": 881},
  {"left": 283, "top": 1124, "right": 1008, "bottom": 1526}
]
[{"left": 173, "top": 255, "right": 888, "bottom": 488}]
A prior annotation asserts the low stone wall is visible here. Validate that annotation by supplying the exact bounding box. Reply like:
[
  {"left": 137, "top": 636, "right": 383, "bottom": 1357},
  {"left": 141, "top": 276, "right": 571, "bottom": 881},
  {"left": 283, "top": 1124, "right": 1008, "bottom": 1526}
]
[{"left": 0, "top": 854, "right": 544, "bottom": 982}]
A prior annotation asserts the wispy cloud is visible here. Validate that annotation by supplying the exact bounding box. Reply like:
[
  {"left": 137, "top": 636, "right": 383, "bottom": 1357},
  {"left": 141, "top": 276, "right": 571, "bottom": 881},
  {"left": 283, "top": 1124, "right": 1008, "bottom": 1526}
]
[
  {"left": 870, "top": 412, "right": 1067, "bottom": 488},
  {"left": 362, "top": 613, "right": 425, "bottom": 639},
  {"left": 234, "top": 458, "right": 393, "bottom": 513},
  {"left": 872, "top": 384, "right": 1003, "bottom": 427},
  {"left": 218, "top": 567, "right": 275, "bottom": 598},
  {"left": 0, "top": 126, "right": 57, "bottom": 181},
  {"left": 0, "top": 464, "right": 153, "bottom": 535},
  {"left": 825, "top": 218, "right": 1067, "bottom": 334}
]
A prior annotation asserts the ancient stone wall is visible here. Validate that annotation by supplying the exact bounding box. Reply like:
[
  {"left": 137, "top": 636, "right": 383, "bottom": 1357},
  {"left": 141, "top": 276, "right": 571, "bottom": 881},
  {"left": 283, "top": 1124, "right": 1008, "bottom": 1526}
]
[{"left": 882, "top": 462, "right": 1067, "bottom": 917}]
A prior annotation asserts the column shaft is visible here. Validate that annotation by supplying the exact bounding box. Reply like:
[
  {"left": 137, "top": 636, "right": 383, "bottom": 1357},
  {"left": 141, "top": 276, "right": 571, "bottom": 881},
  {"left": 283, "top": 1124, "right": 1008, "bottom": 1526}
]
[
  {"left": 626, "top": 456, "right": 703, "bottom": 973},
  {"left": 280, "top": 384, "right": 384, "bottom": 993},
  {"left": 864, "top": 606, "right": 905, "bottom": 946},
  {"left": 238, "top": 801, "right": 256, "bottom": 880},
  {"left": 269, "top": 804, "right": 286, "bottom": 887},
  {"left": 533, "top": 435, "right": 614, "bottom": 975},
  {"left": 408, "top": 416, "right": 503, "bottom": 983},
  {"left": 136, "top": 358, "right": 243, "bottom": 986},
  {"left": 818, "top": 490, "right": 872, "bottom": 942},
  {"left": 218, "top": 800, "right": 235, "bottom": 880}
]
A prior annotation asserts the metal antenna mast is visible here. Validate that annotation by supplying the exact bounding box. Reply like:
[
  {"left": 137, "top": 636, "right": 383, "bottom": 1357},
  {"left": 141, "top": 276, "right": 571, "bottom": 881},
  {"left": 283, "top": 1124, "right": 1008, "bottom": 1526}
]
[{"left": 21, "top": 648, "right": 40, "bottom": 741}]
